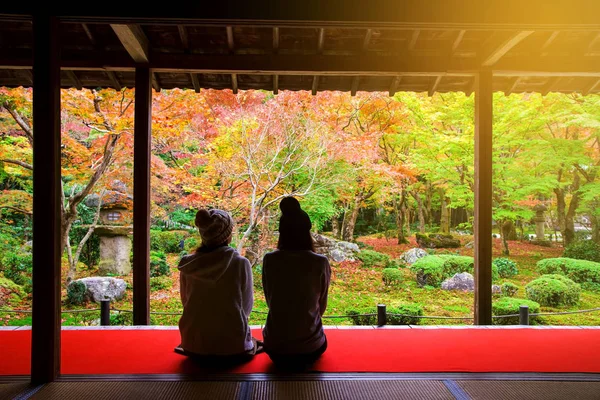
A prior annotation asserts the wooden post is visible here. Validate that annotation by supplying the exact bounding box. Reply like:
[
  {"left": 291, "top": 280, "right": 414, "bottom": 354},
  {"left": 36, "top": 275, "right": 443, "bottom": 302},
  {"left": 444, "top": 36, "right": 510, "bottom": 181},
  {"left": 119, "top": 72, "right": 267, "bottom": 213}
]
[
  {"left": 474, "top": 70, "right": 493, "bottom": 325},
  {"left": 31, "top": 15, "right": 61, "bottom": 383},
  {"left": 133, "top": 67, "right": 152, "bottom": 325}
]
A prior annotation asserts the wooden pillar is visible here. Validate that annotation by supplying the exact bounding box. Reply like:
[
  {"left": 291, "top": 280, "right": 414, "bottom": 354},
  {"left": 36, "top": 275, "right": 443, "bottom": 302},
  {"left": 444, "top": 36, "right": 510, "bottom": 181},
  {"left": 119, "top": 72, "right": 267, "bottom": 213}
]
[
  {"left": 133, "top": 67, "right": 152, "bottom": 325},
  {"left": 474, "top": 70, "right": 493, "bottom": 325},
  {"left": 31, "top": 15, "right": 61, "bottom": 383}
]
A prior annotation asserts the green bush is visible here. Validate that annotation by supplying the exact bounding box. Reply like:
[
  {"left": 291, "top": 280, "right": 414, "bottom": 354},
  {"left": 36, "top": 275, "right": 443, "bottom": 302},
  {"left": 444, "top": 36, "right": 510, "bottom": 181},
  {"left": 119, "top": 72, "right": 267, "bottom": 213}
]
[
  {"left": 410, "top": 255, "right": 497, "bottom": 287},
  {"left": 150, "top": 230, "right": 188, "bottom": 254},
  {"left": 110, "top": 311, "right": 133, "bottom": 326},
  {"left": 581, "top": 282, "right": 600, "bottom": 293},
  {"left": 563, "top": 240, "right": 600, "bottom": 263},
  {"left": 492, "top": 297, "right": 541, "bottom": 325},
  {"left": 67, "top": 280, "right": 88, "bottom": 305},
  {"left": 1, "top": 252, "right": 32, "bottom": 290},
  {"left": 493, "top": 258, "right": 519, "bottom": 278},
  {"left": 357, "top": 250, "right": 394, "bottom": 268},
  {"left": 537, "top": 257, "right": 600, "bottom": 284},
  {"left": 0, "top": 276, "right": 24, "bottom": 305},
  {"left": 150, "top": 276, "right": 172, "bottom": 291},
  {"left": 525, "top": 274, "right": 580, "bottom": 307},
  {"left": 382, "top": 268, "right": 403, "bottom": 286},
  {"left": 356, "top": 241, "right": 374, "bottom": 250},
  {"left": 184, "top": 236, "right": 201, "bottom": 252},
  {"left": 501, "top": 282, "right": 519, "bottom": 297},
  {"left": 347, "top": 304, "right": 423, "bottom": 325},
  {"left": 150, "top": 251, "right": 170, "bottom": 277}
]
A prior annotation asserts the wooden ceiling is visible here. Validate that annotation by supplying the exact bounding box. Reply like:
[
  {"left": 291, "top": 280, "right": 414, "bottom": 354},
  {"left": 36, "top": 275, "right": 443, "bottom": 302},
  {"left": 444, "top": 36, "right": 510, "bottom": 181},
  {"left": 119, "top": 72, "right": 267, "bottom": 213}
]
[{"left": 1, "top": 2, "right": 599, "bottom": 95}]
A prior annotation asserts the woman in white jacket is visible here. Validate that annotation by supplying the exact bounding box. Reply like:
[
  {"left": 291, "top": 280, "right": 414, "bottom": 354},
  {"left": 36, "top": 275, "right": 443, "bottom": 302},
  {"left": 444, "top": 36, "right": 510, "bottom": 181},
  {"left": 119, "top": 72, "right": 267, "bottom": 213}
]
[{"left": 175, "top": 209, "right": 262, "bottom": 361}]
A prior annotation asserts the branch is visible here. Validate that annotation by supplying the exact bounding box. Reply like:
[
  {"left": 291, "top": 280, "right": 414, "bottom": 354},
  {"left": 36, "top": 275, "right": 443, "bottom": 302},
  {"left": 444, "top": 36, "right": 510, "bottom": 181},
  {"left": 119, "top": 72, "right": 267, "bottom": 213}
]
[
  {"left": 72, "top": 190, "right": 104, "bottom": 269},
  {"left": 2, "top": 101, "right": 33, "bottom": 147},
  {"left": 0, "top": 205, "right": 32, "bottom": 215},
  {"left": 1, "top": 159, "right": 33, "bottom": 170}
]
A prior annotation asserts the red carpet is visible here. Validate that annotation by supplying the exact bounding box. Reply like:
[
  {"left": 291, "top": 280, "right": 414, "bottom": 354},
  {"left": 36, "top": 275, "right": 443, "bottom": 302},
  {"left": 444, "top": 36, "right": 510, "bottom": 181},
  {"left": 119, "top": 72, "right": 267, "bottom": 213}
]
[{"left": 1, "top": 328, "right": 599, "bottom": 375}]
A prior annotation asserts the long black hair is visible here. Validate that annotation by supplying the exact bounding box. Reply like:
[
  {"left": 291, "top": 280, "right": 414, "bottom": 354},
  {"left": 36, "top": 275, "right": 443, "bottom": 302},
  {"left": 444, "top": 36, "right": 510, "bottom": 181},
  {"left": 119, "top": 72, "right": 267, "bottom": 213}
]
[{"left": 277, "top": 197, "right": 315, "bottom": 252}]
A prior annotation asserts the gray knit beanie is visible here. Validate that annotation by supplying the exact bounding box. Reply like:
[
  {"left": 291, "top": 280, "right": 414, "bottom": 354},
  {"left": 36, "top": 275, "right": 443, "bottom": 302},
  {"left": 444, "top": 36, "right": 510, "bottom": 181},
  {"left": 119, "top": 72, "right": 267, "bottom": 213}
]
[{"left": 195, "top": 209, "right": 234, "bottom": 247}]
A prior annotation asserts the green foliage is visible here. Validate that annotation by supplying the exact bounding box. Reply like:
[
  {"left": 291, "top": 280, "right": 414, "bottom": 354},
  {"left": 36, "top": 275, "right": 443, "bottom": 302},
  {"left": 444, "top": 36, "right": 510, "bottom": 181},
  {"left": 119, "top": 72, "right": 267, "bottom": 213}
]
[
  {"left": 410, "top": 255, "right": 498, "bottom": 287},
  {"left": 184, "top": 236, "right": 201, "bottom": 252},
  {"left": 150, "top": 230, "right": 188, "bottom": 254},
  {"left": 581, "top": 282, "right": 600, "bottom": 293},
  {"left": 0, "top": 251, "right": 32, "bottom": 290},
  {"left": 0, "top": 276, "right": 24, "bottom": 303},
  {"left": 492, "top": 297, "right": 541, "bottom": 325},
  {"left": 563, "top": 240, "right": 600, "bottom": 263},
  {"left": 525, "top": 274, "right": 580, "bottom": 307},
  {"left": 355, "top": 240, "right": 374, "bottom": 250},
  {"left": 415, "top": 233, "right": 460, "bottom": 248},
  {"left": 501, "top": 282, "right": 519, "bottom": 297},
  {"left": 150, "top": 276, "right": 172, "bottom": 291},
  {"left": 110, "top": 311, "right": 133, "bottom": 326},
  {"left": 150, "top": 251, "right": 170, "bottom": 277},
  {"left": 382, "top": 268, "right": 403, "bottom": 286},
  {"left": 346, "top": 304, "right": 423, "bottom": 325},
  {"left": 67, "top": 281, "right": 88, "bottom": 305},
  {"left": 168, "top": 208, "right": 196, "bottom": 227},
  {"left": 493, "top": 258, "right": 519, "bottom": 278},
  {"left": 357, "top": 250, "right": 395, "bottom": 268},
  {"left": 69, "top": 225, "right": 100, "bottom": 267},
  {"left": 537, "top": 257, "right": 600, "bottom": 284}
]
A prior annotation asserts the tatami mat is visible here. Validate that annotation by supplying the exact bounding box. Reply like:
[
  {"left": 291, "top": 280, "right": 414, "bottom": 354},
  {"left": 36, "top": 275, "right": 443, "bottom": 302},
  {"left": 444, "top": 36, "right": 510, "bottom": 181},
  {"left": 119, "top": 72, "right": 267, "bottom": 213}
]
[{"left": 459, "top": 380, "right": 600, "bottom": 400}]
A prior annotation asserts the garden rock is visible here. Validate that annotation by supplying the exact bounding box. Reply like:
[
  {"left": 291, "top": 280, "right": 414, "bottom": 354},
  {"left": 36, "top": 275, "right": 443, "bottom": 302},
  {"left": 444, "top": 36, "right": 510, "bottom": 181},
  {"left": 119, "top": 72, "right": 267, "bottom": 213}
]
[
  {"left": 441, "top": 272, "right": 474, "bottom": 291},
  {"left": 401, "top": 248, "right": 428, "bottom": 265},
  {"left": 415, "top": 233, "right": 461, "bottom": 248},
  {"left": 312, "top": 233, "right": 360, "bottom": 262},
  {"left": 492, "top": 285, "right": 502, "bottom": 294},
  {"left": 69, "top": 277, "right": 127, "bottom": 304}
]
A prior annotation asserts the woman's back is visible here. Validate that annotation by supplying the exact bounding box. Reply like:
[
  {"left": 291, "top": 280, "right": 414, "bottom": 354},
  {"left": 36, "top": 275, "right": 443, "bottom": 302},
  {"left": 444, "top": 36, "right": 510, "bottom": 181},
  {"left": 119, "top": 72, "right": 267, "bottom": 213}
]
[{"left": 262, "top": 249, "right": 330, "bottom": 355}]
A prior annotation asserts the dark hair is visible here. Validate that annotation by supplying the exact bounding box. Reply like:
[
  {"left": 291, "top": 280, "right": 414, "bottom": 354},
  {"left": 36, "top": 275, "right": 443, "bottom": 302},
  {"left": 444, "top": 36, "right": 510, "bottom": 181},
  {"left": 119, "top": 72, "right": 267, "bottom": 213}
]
[{"left": 277, "top": 197, "right": 315, "bottom": 252}]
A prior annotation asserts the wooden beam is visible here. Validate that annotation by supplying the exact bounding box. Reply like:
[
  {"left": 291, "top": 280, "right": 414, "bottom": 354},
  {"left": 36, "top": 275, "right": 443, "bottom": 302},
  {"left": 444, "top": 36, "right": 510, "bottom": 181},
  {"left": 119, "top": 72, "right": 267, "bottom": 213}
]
[
  {"left": 428, "top": 75, "right": 442, "bottom": 96},
  {"left": 584, "top": 78, "right": 600, "bottom": 95},
  {"left": 317, "top": 28, "right": 325, "bottom": 54},
  {"left": 350, "top": 76, "right": 360, "bottom": 96},
  {"left": 133, "top": 67, "right": 152, "bottom": 326},
  {"left": 362, "top": 29, "right": 373, "bottom": 51},
  {"left": 152, "top": 72, "right": 161, "bottom": 92},
  {"left": 389, "top": 76, "right": 401, "bottom": 96},
  {"left": 178, "top": 25, "right": 189, "bottom": 52},
  {"left": 66, "top": 70, "right": 82, "bottom": 90},
  {"left": 231, "top": 73, "right": 238, "bottom": 94},
  {"left": 106, "top": 71, "right": 122, "bottom": 91},
  {"left": 226, "top": 26, "right": 234, "bottom": 53},
  {"left": 273, "top": 27, "right": 279, "bottom": 53},
  {"left": 31, "top": 15, "right": 61, "bottom": 384},
  {"left": 481, "top": 31, "right": 534, "bottom": 66},
  {"left": 452, "top": 30, "right": 466, "bottom": 53},
  {"left": 408, "top": 30, "right": 420, "bottom": 50},
  {"left": 506, "top": 77, "right": 521, "bottom": 95},
  {"left": 311, "top": 75, "right": 319, "bottom": 95},
  {"left": 474, "top": 69, "right": 493, "bottom": 326},
  {"left": 586, "top": 32, "right": 600, "bottom": 55},
  {"left": 190, "top": 73, "right": 200, "bottom": 93},
  {"left": 81, "top": 23, "right": 96, "bottom": 46},
  {"left": 111, "top": 24, "right": 149, "bottom": 63},
  {"left": 541, "top": 31, "right": 560, "bottom": 54},
  {"left": 273, "top": 74, "right": 278, "bottom": 94},
  {"left": 542, "top": 77, "right": 560, "bottom": 95}
]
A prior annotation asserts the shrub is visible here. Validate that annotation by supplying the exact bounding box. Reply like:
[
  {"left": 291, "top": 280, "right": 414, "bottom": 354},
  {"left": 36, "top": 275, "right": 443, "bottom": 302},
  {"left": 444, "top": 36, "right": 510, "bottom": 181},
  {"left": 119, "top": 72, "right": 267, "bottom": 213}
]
[
  {"left": 150, "top": 276, "right": 172, "bottom": 291},
  {"left": 184, "top": 236, "right": 201, "bottom": 252},
  {"left": 492, "top": 297, "right": 541, "bottom": 325},
  {"left": 357, "top": 250, "right": 393, "bottom": 268},
  {"left": 493, "top": 258, "right": 519, "bottom": 278},
  {"left": 382, "top": 268, "right": 403, "bottom": 286},
  {"left": 110, "top": 311, "right": 133, "bottom": 326},
  {"left": 67, "top": 280, "right": 88, "bottom": 305},
  {"left": 347, "top": 304, "right": 423, "bottom": 325},
  {"left": 410, "top": 255, "right": 497, "bottom": 287},
  {"left": 581, "top": 282, "right": 600, "bottom": 293},
  {"left": 1, "top": 252, "right": 32, "bottom": 290},
  {"left": 525, "top": 274, "right": 580, "bottom": 307},
  {"left": 150, "top": 251, "right": 170, "bottom": 277},
  {"left": 356, "top": 241, "right": 374, "bottom": 250},
  {"left": 537, "top": 258, "right": 600, "bottom": 284},
  {"left": 501, "top": 282, "right": 519, "bottom": 297},
  {"left": 150, "top": 230, "right": 188, "bottom": 254},
  {"left": 0, "top": 276, "right": 24, "bottom": 306},
  {"left": 563, "top": 240, "right": 600, "bottom": 263}
]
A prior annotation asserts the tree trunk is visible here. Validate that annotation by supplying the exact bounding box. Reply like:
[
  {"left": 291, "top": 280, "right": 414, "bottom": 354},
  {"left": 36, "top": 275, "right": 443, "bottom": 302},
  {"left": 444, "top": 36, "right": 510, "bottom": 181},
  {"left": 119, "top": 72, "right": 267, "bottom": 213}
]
[
  {"left": 554, "top": 187, "right": 566, "bottom": 245},
  {"left": 500, "top": 220, "right": 514, "bottom": 256},
  {"left": 412, "top": 192, "right": 426, "bottom": 233},
  {"left": 440, "top": 190, "right": 450, "bottom": 234},
  {"left": 562, "top": 172, "right": 581, "bottom": 247},
  {"left": 342, "top": 197, "right": 361, "bottom": 241},
  {"left": 591, "top": 214, "right": 600, "bottom": 243}
]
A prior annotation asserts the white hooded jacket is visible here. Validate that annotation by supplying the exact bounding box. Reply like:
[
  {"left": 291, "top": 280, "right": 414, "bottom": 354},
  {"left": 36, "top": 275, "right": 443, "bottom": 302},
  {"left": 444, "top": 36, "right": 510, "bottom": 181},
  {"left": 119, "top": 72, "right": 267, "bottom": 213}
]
[{"left": 178, "top": 246, "right": 253, "bottom": 355}]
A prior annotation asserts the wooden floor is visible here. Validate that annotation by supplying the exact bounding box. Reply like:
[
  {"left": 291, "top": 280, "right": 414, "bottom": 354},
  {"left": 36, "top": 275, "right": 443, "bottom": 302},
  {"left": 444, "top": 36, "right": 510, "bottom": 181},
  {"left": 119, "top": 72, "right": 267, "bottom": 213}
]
[{"left": 3, "top": 373, "right": 600, "bottom": 400}]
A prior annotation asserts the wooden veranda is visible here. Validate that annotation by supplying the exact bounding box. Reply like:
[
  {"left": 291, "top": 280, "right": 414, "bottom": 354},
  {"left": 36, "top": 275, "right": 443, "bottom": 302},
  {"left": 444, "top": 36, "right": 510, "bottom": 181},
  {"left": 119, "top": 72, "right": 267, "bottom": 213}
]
[{"left": 1, "top": 1, "right": 599, "bottom": 384}]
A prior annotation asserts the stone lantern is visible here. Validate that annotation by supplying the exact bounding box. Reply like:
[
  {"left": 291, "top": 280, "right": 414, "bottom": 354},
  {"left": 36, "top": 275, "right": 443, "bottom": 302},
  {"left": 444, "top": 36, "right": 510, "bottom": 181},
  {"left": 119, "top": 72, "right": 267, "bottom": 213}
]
[
  {"left": 533, "top": 204, "right": 547, "bottom": 241},
  {"left": 86, "top": 181, "right": 133, "bottom": 276}
]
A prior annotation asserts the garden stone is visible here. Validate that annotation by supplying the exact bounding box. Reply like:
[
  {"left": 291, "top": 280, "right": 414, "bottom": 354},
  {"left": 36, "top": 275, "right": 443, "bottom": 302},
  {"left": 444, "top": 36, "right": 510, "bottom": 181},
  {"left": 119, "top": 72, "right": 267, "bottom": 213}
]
[
  {"left": 464, "top": 241, "right": 474, "bottom": 249},
  {"left": 401, "top": 248, "right": 428, "bottom": 265},
  {"left": 69, "top": 277, "right": 127, "bottom": 303},
  {"left": 441, "top": 272, "right": 474, "bottom": 291},
  {"left": 492, "top": 285, "right": 502, "bottom": 294},
  {"left": 312, "top": 233, "right": 360, "bottom": 262}
]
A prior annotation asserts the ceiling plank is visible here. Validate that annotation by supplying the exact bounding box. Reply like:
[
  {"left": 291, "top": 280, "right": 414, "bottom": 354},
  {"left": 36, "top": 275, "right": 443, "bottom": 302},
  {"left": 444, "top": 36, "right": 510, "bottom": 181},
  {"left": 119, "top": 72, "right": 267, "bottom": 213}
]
[
  {"left": 312, "top": 75, "right": 319, "bottom": 95},
  {"left": 106, "top": 71, "right": 122, "bottom": 90},
  {"left": 226, "top": 26, "right": 235, "bottom": 53},
  {"left": 452, "top": 30, "right": 466, "bottom": 53},
  {"left": 428, "top": 75, "right": 442, "bottom": 96},
  {"left": 110, "top": 24, "right": 149, "bottom": 63},
  {"left": 389, "top": 76, "right": 401, "bottom": 96},
  {"left": 66, "top": 70, "right": 82, "bottom": 90},
  {"left": 541, "top": 31, "right": 560, "bottom": 53},
  {"left": 585, "top": 32, "right": 600, "bottom": 55},
  {"left": 351, "top": 76, "right": 360, "bottom": 96},
  {"left": 273, "top": 27, "right": 279, "bottom": 53},
  {"left": 190, "top": 73, "right": 200, "bottom": 92},
  {"left": 362, "top": 29, "right": 373, "bottom": 51},
  {"left": 81, "top": 23, "right": 96, "bottom": 46},
  {"left": 317, "top": 28, "right": 325, "bottom": 54},
  {"left": 231, "top": 73, "right": 238, "bottom": 93},
  {"left": 408, "top": 30, "right": 420, "bottom": 50},
  {"left": 481, "top": 31, "right": 534, "bottom": 66},
  {"left": 178, "top": 25, "right": 189, "bottom": 51},
  {"left": 273, "top": 74, "right": 279, "bottom": 94}
]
